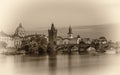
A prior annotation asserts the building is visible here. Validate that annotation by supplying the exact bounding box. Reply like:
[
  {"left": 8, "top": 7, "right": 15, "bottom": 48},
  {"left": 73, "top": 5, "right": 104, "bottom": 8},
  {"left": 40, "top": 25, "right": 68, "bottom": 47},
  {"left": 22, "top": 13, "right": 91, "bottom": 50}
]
[
  {"left": 62, "top": 26, "right": 81, "bottom": 45},
  {"left": 48, "top": 23, "right": 57, "bottom": 44},
  {"left": 83, "top": 38, "right": 92, "bottom": 44},
  {"left": 14, "top": 23, "right": 26, "bottom": 38},
  {"left": 98, "top": 37, "right": 107, "bottom": 44},
  {"left": 62, "top": 37, "right": 80, "bottom": 45},
  {"left": 0, "top": 31, "right": 14, "bottom": 48},
  {"left": 67, "top": 26, "right": 73, "bottom": 39},
  {"left": 0, "top": 23, "right": 26, "bottom": 49},
  {"left": 13, "top": 23, "right": 26, "bottom": 48},
  {"left": 76, "top": 35, "right": 82, "bottom": 44},
  {"left": 47, "top": 23, "right": 58, "bottom": 54},
  {"left": 55, "top": 25, "right": 82, "bottom": 45}
]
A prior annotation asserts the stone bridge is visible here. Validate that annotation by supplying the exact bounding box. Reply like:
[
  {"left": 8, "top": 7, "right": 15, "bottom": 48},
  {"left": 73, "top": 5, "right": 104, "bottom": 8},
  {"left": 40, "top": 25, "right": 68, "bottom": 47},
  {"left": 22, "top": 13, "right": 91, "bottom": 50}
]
[{"left": 56, "top": 43, "right": 91, "bottom": 54}]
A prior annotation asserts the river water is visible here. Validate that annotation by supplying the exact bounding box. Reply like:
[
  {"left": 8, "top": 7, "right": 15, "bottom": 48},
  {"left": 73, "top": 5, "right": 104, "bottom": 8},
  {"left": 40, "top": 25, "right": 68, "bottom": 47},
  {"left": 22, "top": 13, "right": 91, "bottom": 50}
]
[{"left": 0, "top": 53, "right": 120, "bottom": 75}]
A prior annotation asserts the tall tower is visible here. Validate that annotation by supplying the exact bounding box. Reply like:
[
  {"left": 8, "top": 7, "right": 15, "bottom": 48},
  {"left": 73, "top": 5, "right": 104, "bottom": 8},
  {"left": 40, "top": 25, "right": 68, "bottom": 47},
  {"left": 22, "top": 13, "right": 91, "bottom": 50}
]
[
  {"left": 48, "top": 23, "right": 57, "bottom": 44},
  {"left": 67, "top": 25, "right": 73, "bottom": 39}
]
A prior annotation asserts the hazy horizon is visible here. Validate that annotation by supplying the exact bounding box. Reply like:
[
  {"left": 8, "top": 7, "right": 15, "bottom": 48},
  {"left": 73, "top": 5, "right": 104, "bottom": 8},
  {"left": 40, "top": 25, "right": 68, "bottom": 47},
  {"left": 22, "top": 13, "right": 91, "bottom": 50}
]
[
  {"left": 0, "top": 0, "right": 120, "bottom": 41},
  {"left": 0, "top": 0, "right": 120, "bottom": 33},
  {"left": 15, "top": 24, "right": 120, "bottom": 42}
]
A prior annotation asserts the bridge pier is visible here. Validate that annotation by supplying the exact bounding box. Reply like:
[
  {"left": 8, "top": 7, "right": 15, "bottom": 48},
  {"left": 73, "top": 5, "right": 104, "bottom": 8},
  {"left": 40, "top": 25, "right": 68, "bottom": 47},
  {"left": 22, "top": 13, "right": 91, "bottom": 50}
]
[
  {"left": 47, "top": 43, "right": 57, "bottom": 56},
  {"left": 67, "top": 45, "right": 73, "bottom": 54},
  {"left": 48, "top": 23, "right": 57, "bottom": 56}
]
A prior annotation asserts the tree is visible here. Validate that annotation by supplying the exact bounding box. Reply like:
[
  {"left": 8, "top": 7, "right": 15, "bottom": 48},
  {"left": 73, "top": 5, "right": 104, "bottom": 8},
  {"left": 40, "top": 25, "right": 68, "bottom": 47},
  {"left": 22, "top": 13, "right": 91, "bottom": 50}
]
[{"left": 99, "top": 36, "right": 107, "bottom": 41}]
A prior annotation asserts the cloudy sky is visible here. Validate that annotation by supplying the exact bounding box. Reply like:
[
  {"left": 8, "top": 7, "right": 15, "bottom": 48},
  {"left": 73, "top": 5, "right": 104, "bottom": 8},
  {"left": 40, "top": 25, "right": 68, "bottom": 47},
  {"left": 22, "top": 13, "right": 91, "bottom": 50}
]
[{"left": 0, "top": 0, "right": 120, "bottom": 34}]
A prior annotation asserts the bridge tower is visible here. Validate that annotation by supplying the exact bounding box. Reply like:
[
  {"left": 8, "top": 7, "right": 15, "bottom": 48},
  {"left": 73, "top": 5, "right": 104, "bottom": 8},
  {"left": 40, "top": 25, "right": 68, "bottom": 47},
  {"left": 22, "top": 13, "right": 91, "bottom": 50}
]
[
  {"left": 48, "top": 23, "right": 57, "bottom": 44},
  {"left": 47, "top": 23, "right": 57, "bottom": 55}
]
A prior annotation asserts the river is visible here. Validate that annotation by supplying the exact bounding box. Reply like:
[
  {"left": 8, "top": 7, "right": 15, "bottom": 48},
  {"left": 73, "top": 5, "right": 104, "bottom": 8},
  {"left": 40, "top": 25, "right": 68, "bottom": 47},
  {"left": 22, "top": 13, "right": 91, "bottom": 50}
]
[{"left": 0, "top": 54, "right": 120, "bottom": 75}]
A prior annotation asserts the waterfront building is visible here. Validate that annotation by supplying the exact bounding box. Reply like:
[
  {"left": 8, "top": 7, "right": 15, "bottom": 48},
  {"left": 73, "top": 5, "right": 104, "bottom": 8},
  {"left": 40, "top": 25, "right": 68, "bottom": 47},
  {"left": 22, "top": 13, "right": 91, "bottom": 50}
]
[
  {"left": 62, "top": 26, "right": 82, "bottom": 45},
  {"left": 0, "top": 22, "right": 26, "bottom": 49},
  {"left": 14, "top": 23, "right": 26, "bottom": 38},
  {"left": 0, "top": 31, "right": 14, "bottom": 48},
  {"left": 55, "top": 26, "right": 82, "bottom": 45},
  {"left": 83, "top": 38, "right": 92, "bottom": 44},
  {"left": 13, "top": 23, "right": 26, "bottom": 48},
  {"left": 69, "top": 37, "right": 78, "bottom": 44},
  {"left": 76, "top": 35, "right": 82, "bottom": 44}
]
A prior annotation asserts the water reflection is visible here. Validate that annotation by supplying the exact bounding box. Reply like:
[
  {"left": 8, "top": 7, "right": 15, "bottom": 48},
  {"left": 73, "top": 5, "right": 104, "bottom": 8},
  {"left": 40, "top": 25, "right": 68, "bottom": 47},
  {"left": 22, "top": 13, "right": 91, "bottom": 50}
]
[
  {"left": 0, "top": 54, "right": 120, "bottom": 75},
  {"left": 48, "top": 55, "right": 57, "bottom": 75},
  {"left": 68, "top": 55, "right": 72, "bottom": 75}
]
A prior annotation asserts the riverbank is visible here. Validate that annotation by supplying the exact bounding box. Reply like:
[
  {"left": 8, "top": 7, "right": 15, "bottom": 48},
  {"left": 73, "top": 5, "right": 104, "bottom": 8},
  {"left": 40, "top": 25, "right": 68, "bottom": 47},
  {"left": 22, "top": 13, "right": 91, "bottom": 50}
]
[{"left": 1, "top": 48, "right": 120, "bottom": 56}]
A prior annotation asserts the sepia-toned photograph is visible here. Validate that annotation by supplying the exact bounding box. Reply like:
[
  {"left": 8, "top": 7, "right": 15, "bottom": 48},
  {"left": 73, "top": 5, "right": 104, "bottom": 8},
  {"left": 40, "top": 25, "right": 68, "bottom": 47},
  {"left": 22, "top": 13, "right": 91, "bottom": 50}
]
[{"left": 0, "top": 0, "right": 120, "bottom": 75}]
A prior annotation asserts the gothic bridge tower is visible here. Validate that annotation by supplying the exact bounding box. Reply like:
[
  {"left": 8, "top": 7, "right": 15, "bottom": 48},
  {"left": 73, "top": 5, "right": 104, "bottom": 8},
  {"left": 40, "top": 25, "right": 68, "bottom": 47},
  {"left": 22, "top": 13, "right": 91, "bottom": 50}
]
[
  {"left": 48, "top": 23, "right": 57, "bottom": 45},
  {"left": 47, "top": 23, "right": 57, "bottom": 55}
]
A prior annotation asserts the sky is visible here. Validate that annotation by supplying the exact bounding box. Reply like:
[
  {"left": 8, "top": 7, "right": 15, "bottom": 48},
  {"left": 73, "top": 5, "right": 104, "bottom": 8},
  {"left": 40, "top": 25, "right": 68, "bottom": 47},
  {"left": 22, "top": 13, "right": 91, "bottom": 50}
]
[{"left": 0, "top": 0, "right": 120, "bottom": 40}]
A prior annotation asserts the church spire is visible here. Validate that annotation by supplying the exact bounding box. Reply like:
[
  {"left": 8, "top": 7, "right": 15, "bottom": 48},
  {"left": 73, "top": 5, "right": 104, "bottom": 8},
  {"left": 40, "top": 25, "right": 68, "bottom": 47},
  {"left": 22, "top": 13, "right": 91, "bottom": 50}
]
[
  {"left": 67, "top": 25, "right": 73, "bottom": 38},
  {"left": 68, "top": 25, "right": 72, "bottom": 34}
]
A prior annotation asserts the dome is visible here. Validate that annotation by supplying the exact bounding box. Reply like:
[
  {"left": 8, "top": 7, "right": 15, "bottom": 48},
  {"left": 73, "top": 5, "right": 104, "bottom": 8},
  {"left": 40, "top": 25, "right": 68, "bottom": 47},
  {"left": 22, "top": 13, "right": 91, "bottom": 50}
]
[{"left": 14, "top": 23, "right": 26, "bottom": 37}]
